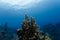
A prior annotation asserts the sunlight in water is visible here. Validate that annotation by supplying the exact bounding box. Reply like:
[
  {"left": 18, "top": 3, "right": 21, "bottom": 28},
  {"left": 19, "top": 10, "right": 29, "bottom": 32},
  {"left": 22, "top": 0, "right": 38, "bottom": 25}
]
[{"left": 0, "top": 0, "right": 42, "bottom": 10}]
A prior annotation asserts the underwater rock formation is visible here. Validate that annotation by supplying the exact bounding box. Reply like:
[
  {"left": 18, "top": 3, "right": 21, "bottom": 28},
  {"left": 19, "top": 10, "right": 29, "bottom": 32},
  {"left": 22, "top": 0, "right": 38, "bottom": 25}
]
[{"left": 17, "top": 15, "right": 51, "bottom": 40}]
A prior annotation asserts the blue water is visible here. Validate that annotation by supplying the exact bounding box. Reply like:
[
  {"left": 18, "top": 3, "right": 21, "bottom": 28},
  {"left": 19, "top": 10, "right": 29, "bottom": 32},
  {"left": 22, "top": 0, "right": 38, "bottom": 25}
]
[{"left": 0, "top": 0, "right": 60, "bottom": 29}]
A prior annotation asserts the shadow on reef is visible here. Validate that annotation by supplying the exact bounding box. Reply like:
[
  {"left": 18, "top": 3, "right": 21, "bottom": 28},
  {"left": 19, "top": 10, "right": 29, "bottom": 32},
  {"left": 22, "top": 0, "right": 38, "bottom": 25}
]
[
  {"left": 0, "top": 15, "right": 60, "bottom": 40},
  {"left": 42, "top": 23, "right": 60, "bottom": 40}
]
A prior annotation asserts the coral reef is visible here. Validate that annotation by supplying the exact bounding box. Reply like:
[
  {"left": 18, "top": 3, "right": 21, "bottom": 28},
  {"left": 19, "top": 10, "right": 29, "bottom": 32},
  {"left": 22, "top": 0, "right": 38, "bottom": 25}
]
[{"left": 17, "top": 15, "right": 51, "bottom": 40}]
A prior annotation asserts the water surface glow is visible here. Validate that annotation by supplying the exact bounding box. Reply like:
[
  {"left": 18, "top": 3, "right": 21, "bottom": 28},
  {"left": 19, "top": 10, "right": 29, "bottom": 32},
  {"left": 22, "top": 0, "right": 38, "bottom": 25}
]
[{"left": 0, "top": 0, "right": 42, "bottom": 10}]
